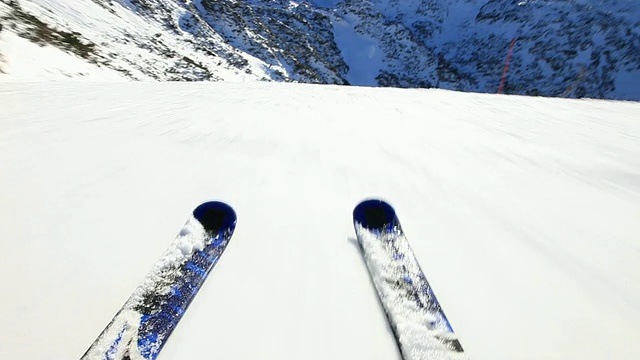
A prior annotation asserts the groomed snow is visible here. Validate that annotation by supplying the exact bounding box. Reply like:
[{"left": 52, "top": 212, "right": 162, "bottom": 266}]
[
  {"left": 0, "top": 31, "right": 124, "bottom": 81},
  {"left": 1, "top": 81, "right": 639, "bottom": 360}
]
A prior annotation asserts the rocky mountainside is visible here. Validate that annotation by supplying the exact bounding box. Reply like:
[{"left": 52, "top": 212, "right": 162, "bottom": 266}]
[{"left": 1, "top": 0, "right": 639, "bottom": 100}]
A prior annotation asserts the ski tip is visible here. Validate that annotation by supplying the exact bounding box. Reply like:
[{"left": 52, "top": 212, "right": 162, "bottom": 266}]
[
  {"left": 353, "top": 199, "right": 397, "bottom": 230},
  {"left": 193, "top": 201, "right": 237, "bottom": 234}
]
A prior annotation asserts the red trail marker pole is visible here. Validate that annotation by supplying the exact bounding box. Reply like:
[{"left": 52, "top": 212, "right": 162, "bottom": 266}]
[{"left": 498, "top": 38, "right": 516, "bottom": 94}]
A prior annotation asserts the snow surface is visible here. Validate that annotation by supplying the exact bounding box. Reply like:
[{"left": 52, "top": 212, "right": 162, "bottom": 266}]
[
  {"left": 0, "top": 31, "right": 124, "bottom": 81},
  {"left": 0, "top": 0, "right": 263, "bottom": 81},
  {"left": 332, "top": 14, "right": 384, "bottom": 86},
  {"left": 1, "top": 82, "right": 640, "bottom": 360}
]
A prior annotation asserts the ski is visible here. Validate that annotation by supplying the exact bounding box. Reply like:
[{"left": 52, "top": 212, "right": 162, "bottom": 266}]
[
  {"left": 81, "top": 201, "right": 237, "bottom": 360},
  {"left": 353, "top": 199, "right": 467, "bottom": 360}
]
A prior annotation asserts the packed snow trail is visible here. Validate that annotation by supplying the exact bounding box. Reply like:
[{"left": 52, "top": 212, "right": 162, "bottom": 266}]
[{"left": 1, "top": 82, "right": 640, "bottom": 360}]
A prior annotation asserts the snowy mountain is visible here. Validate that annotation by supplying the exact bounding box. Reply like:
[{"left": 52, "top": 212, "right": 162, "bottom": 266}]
[{"left": 1, "top": 0, "right": 639, "bottom": 97}]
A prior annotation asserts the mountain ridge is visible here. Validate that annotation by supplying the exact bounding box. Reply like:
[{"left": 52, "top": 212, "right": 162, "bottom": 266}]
[{"left": 1, "top": 0, "right": 638, "bottom": 100}]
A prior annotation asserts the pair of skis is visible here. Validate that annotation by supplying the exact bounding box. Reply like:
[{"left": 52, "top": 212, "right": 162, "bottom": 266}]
[{"left": 81, "top": 200, "right": 466, "bottom": 360}]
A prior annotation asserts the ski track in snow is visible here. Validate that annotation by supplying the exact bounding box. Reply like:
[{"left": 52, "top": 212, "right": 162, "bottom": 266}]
[{"left": 1, "top": 81, "right": 640, "bottom": 360}]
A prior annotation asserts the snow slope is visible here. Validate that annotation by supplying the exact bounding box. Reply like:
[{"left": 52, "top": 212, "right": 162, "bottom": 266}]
[
  {"left": 0, "top": 0, "right": 265, "bottom": 81},
  {"left": 1, "top": 82, "right": 640, "bottom": 360},
  {"left": 0, "top": 30, "right": 123, "bottom": 80}
]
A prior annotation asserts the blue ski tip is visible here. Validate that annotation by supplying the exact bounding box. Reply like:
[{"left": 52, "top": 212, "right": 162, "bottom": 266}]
[
  {"left": 353, "top": 199, "right": 397, "bottom": 230},
  {"left": 193, "top": 201, "right": 236, "bottom": 234}
]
